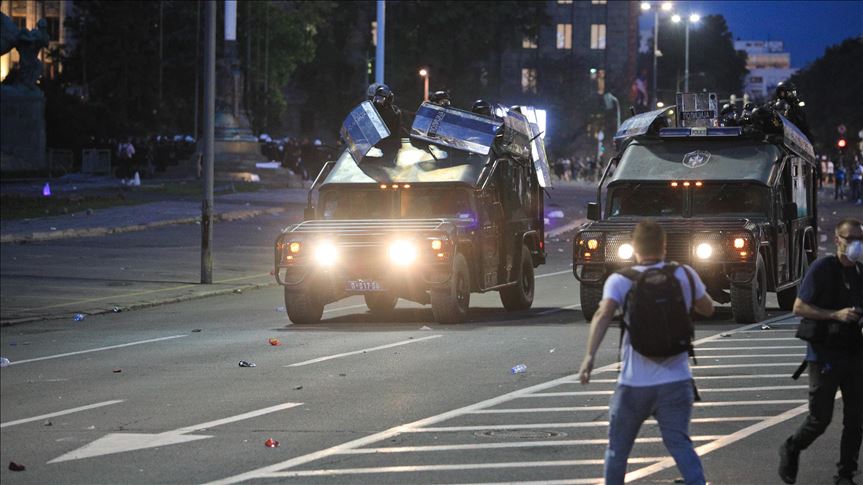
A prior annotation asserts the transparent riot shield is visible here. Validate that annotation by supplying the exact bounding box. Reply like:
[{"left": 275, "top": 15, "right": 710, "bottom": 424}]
[
  {"left": 339, "top": 101, "right": 391, "bottom": 164},
  {"left": 614, "top": 107, "right": 672, "bottom": 141},
  {"left": 529, "top": 122, "right": 552, "bottom": 188},
  {"left": 410, "top": 102, "right": 501, "bottom": 156},
  {"left": 499, "top": 110, "right": 531, "bottom": 160}
]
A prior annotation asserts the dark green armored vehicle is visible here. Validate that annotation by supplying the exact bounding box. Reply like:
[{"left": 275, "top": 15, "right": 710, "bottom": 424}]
[
  {"left": 573, "top": 93, "right": 818, "bottom": 323},
  {"left": 275, "top": 101, "right": 551, "bottom": 324}
]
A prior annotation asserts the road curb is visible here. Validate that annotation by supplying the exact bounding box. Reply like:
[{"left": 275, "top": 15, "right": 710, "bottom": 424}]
[
  {"left": 0, "top": 207, "right": 287, "bottom": 244},
  {"left": 0, "top": 280, "right": 280, "bottom": 327}
]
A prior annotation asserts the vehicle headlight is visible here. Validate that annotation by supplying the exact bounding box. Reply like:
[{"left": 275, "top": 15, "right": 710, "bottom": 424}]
[
  {"left": 696, "top": 242, "right": 713, "bottom": 260},
  {"left": 313, "top": 242, "right": 338, "bottom": 266},
  {"left": 388, "top": 240, "right": 417, "bottom": 266},
  {"left": 618, "top": 243, "right": 634, "bottom": 260}
]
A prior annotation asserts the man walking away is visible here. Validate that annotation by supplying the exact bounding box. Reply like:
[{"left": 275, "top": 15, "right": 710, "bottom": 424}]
[
  {"left": 779, "top": 218, "right": 863, "bottom": 485},
  {"left": 578, "top": 221, "right": 715, "bottom": 485},
  {"left": 836, "top": 164, "right": 847, "bottom": 200}
]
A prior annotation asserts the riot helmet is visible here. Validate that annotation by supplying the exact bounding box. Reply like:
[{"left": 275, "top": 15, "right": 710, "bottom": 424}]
[
  {"left": 368, "top": 83, "right": 394, "bottom": 108},
  {"left": 774, "top": 81, "right": 797, "bottom": 101},
  {"left": 429, "top": 90, "right": 451, "bottom": 107},
  {"left": 471, "top": 99, "right": 492, "bottom": 117}
]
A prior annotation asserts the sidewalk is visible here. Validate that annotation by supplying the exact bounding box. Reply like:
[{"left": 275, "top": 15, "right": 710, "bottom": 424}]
[{"left": 1, "top": 187, "right": 309, "bottom": 243}]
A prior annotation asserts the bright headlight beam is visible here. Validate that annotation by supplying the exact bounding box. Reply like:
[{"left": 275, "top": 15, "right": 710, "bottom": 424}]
[
  {"left": 388, "top": 240, "right": 417, "bottom": 266},
  {"left": 696, "top": 242, "right": 713, "bottom": 260},
  {"left": 618, "top": 243, "right": 634, "bottom": 260},
  {"left": 313, "top": 242, "right": 338, "bottom": 266}
]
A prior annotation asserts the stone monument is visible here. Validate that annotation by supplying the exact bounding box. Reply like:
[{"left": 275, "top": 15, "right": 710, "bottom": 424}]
[{"left": 0, "top": 13, "right": 48, "bottom": 173}]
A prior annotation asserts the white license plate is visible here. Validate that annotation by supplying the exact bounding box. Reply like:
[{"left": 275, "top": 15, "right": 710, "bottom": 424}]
[{"left": 346, "top": 280, "right": 383, "bottom": 292}]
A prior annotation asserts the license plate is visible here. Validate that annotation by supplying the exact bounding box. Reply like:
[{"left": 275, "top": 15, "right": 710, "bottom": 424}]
[{"left": 346, "top": 280, "right": 383, "bottom": 292}]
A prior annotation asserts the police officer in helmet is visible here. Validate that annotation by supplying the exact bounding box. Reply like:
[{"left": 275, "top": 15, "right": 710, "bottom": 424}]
[
  {"left": 471, "top": 99, "right": 493, "bottom": 117},
  {"left": 772, "top": 80, "right": 812, "bottom": 141},
  {"left": 367, "top": 83, "right": 402, "bottom": 138}
]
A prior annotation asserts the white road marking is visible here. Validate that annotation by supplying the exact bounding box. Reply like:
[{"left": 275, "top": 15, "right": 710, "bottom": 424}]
[
  {"left": 702, "top": 337, "right": 799, "bottom": 342},
  {"left": 535, "top": 269, "right": 573, "bottom": 279},
  {"left": 323, "top": 303, "right": 368, "bottom": 314},
  {"left": 694, "top": 353, "right": 804, "bottom": 358},
  {"left": 696, "top": 345, "right": 805, "bottom": 350},
  {"left": 7, "top": 335, "right": 188, "bottom": 366},
  {"left": 537, "top": 303, "right": 581, "bottom": 316},
  {"left": 732, "top": 329, "right": 797, "bottom": 334},
  {"left": 335, "top": 436, "right": 724, "bottom": 455},
  {"left": 442, "top": 479, "right": 605, "bottom": 485},
  {"left": 526, "top": 386, "right": 807, "bottom": 398},
  {"left": 1, "top": 400, "right": 124, "bottom": 429},
  {"left": 48, "top": 402, "right": 303, "bottom": 463},
  {"left": 408, "top": 417, "right": 767, "bottom": 433},
  {"left": 469, "top": 400, "right": 806, "bottom": 414},
  {"left": 285, "top": 335, "right": 443, "bottom": 367},
  {"left": 208, "top": 314, "right": 807, "bottom": 485},
  {"left": 265, "top": 458, "right": 662, "bottom": 478},
  {"left": 625, "top": 402, "right": 812, "bottom": 482},
  {"left": 690, "top": 362, "right": 800, "bottom": 369}
]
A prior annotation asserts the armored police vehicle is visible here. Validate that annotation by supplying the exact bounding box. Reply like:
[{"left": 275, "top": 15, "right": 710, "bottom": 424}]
[
  {"left": 275, "top": 101, "right": 552, "bottom": 324},
  {"left": 573, "top": 92, "right": 818, "bottom": 323}
]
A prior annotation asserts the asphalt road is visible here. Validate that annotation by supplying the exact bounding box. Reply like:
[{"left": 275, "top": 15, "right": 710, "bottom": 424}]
[{"left": 0, "top": 184, "right": 855, "bottom": 485}]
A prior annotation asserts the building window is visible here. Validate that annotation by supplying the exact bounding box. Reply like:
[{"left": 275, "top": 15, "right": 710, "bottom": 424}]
[
  {"left": 45, "top": 17, "right": 61, "bottom": 42},
  {"left": 591, "top": 0, "right": 608, "bottom": 4},
  {"left": 43, "top": 1, "right": 61, "bottom": 17},
  {"left": 12, "top": 16, "right": 26, "bottom": 30},
  {"left": 590, "top": 24, "right": 606, "bottom": 50},
  {"left": 521, "top": 68, "right": 537, "bottom": 94},
  {"left": 557, "top": 0, "right": 573, "bottom": 3},
  {"left": 371, "top": 21, "right": 377, "bottom": 46},
  {"left": 556, "top": 24, "right": 572, "bottom": 50},
  {"left": 522, "top": 34, "right": 538, "bottom": 49},
  {"left": 750, "top": 76, "right": 764, "bottom": 84}
]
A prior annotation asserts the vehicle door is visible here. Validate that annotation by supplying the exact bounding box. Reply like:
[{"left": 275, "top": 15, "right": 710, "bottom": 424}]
[
  {"left": 773, "top": 158, "right": 792, "bottom": 285},
  {"left": 479, "top": 190, "right": 502, "bottom": 289},
  {"left": 788, "top": 157, "right": 812, "bottom": 280}
]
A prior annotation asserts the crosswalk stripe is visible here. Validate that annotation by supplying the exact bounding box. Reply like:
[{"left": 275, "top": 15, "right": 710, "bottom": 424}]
[{"left": 407, "top": 417, "right": 768, "bottom": 433}]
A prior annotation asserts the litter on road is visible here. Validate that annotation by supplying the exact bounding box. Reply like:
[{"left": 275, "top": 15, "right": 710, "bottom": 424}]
[
  {"left": 761, "top": 324, "right": 772, "bottom": 330},
  {"left": 191, "top": 329, "right": 202, "bottom": 333},
  {"left": 238, "top": 360, "right": 257, "bottom": 368},
  {"left": 0, "top": 357, "right": 10, "bottom": 367},
  {"left": 268, "top": 338, "right": 281, "bottom": 346},
  {"left": 511, "top": 364, "right": 527, "bottom": 374},
  {"left": 264, "top": 438, "right": 280, "bottom": 448},
  {"left": 73, "top": 313, "right": 85, "bottom": 321},
  {"left": 8, "top": 461, "right": 26, "bottom": 471}
]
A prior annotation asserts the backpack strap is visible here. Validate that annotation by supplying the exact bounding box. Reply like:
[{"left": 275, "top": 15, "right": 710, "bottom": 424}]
[
  {"left": 615, "top": 268, "right": 642, "bottom": 373},
  {"left": 670, "top": 262, "right": 699, "bottom": 366}
]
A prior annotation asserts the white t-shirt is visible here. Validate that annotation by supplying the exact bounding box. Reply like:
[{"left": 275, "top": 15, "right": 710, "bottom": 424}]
[
  {"left": 826, "top": 161, "right": 834, "bottom": 174},
  {"left": 602, "top": 262, "right": 706, "bottom": 387}
]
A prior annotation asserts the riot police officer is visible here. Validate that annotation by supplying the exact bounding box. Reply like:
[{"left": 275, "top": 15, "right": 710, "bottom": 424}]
[
  {"left": 772, "top": 81, "right": 812, "bottom": 141},
  {"left": 429, "top": 90, "right": 452, "bottom": 107},
  {"left": 471, "top": 99, "right": 493, "bottom": 117},
  {"left": 367, "top": 83, "right": 402, "bottom": 138}
]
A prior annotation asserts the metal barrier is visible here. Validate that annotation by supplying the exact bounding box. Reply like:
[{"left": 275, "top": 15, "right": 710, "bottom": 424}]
[{"left": 82, "top": 149, "right": 112, "bottom": 174}]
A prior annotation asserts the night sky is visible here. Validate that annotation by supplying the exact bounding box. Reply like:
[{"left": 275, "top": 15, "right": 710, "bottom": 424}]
[{"left": 638, "top": 0, "right": 863, "bottom": 69}]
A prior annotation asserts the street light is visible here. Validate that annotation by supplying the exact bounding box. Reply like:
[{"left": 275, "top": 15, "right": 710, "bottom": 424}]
[
  {"left": 641, "top": 1, "right": 675, "bottom": 108},
  {"left": 672, "top": 12, "right": 700, "bottom": 92},
  {"left": 419, "top": 68, "right": 429, "bottom": 102}
]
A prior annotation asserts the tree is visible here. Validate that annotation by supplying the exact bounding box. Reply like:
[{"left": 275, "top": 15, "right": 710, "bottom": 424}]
[
  {"left": 654, "top": 14, "right": 747, "bottom": 101},
  {"left": 788, "top": 37, "right": 863, "bottom": 154}
]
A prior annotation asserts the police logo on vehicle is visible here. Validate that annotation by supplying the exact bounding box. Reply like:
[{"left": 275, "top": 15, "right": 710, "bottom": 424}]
[{"left": 682, "top": 150, "right": 711, "bottom": 168}]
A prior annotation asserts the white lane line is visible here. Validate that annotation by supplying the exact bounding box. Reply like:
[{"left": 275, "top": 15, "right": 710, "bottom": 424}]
[
  {"left": 264, "top": 459, "right": 662, "bottom": 478},
  {"left": 284, "top": 335, "right": 443, "bottom": 367},
  {"left": 571, "top": 374, "right": 803, "bottom": 383},
  {"left": 537, "top": 303, "right": 581, "bottom": 316},
  {"left": 691, "top": 362, "right": 800, "bottom": 370},
  {"left": 703, "top": 337, "right": 799, "bottom": 342},
  {"left": 526, "top": 386, "right": 808, "bottom": 398},
  {"left": 336, "top": 436, "right": 724, "bottom": 455},
  {"left": 407, "top": 417, "right": 767, "bottom": 433},
  {"left": 626, "top": 403, "right": 811, "bottom": 482},
  {"left": 469, "top": 400, "right": 806, "bottom": 414},
  {"left": 536, "top": 269, "right": 573, "bottom": 279},
  {"left": 696, "top": 346, "right": 805, "bottom": 350},
  {"left": 733, "top": 329, "right": 797, "bottom": 333},
  {"left": 440, "top": 479, "right": 605, "bottom": 485},
  {"left": 7, "top": 335, "right": 188, "bottom": 366},
  {"left": 1, "top": 400, "right": 124, "bottom": 429},
  {"left": 695, "top": 354, "right": 804, "bottom": 359},
  {"left": 323, "top": 303, "right": 368, "bottom": 314}
]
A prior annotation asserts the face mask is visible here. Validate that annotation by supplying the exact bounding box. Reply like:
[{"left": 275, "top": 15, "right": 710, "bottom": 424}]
[{"left": 846, "top": 240, "right": 863, "bottom": 261}]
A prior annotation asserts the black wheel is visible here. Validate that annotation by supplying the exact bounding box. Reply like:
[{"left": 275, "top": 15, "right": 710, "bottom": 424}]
[
  {"left": 731, "top": 253, "right": 768, "bottom": 323},
  {"left": 364, "top": 292, "right": 397, "bottom": 317},
  {"left": 579, "top": 282, "right": 603, "bottom": 322},
  {"left": 777, "top": 255, "right": 809, "bottom": 310},
  {"left": 284, "top": 287, "right": 323, "bottom": 324},
  {"left": 431, "top": 253, "right": 470, "bottom": 323},
  {"left": 500, "top": 245, "right": 535, "bottom": 311}
]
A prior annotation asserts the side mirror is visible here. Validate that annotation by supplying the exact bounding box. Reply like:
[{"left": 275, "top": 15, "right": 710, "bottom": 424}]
[
  {"left": 303, "top": 207, "right": 316, "bottom": 221},
  {"left": 587, "top": 202, "right": 600, "bottom": 221},
  {"left": 782, "top": 202, "right": 798, "bottom": 221}
]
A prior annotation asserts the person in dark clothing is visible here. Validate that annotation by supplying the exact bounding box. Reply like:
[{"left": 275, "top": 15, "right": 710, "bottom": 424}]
[
  {"left": 367, "top": 83, "right": 402, "bottom": 138},
  {"left": 779, "top": 218, "right": 863, "bottom": 485}
]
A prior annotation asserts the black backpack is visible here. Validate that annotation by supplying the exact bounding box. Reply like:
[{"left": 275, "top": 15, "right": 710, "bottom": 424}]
[{"left": 619, "top": 263, "right": 697, "bottom": 359}]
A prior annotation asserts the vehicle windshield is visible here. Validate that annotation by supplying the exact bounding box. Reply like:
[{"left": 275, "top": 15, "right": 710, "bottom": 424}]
[
  {"left": 692, "top": 184, "right": 769, "bottom": 216},
  {"left": 319, "top": 188, "right": 472, "bottom": 220},
  {"left": 609, "top": 184, "right": 683, "bottom": 217}
]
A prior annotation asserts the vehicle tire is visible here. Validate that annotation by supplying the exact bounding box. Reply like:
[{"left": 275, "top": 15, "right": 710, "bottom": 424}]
[
  {"left": 284, "top": 287, "right": 323, "bottom": 324},
  {"left": 777, "top": 255, "right": 809, "bottom": 311},
  {"left": 364, "top": 292, "right": 398, "bottom": 317},
  {"left": 431, "top": 253, "right": 470, "bottom": 324},
  {"left": 500, "top": 245, "right": 535, "bottom": 311},
  {"left": 731, "top": 253, "right": 768, "bottom": 323},
  {"left": 580, "top": 282, "right": 603, "bottom": 322}
]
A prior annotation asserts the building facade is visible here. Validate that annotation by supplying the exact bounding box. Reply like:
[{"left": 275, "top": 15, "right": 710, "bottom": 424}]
[
  {"left": 0, "top": 0, "right": 74, "bottom": 82},
  {"left": 734, "top": 40, "right": 796, "bottom": 102}
]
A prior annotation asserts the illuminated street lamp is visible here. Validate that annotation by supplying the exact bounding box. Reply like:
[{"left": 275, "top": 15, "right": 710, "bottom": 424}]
[
  {"left": 419, "top": 68, "right": 429, "bottom": 102},
  {"left": 641, "top": 1, "right": 675, "bottom": 108},
  {"left": 672, "top": 12, "right": 701, "bottom": 92}
]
